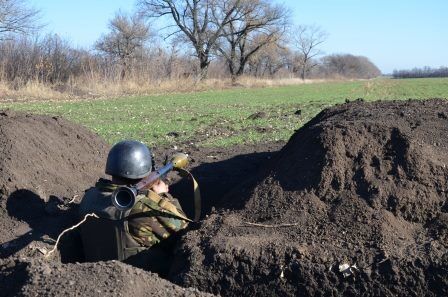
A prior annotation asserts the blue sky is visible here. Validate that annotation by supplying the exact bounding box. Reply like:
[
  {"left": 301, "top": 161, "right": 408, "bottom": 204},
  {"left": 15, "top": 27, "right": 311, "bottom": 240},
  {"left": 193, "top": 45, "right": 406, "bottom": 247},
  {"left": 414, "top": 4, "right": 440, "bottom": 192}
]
[{"left": 29, "top": 0, "right": 447, "bottom": 74}]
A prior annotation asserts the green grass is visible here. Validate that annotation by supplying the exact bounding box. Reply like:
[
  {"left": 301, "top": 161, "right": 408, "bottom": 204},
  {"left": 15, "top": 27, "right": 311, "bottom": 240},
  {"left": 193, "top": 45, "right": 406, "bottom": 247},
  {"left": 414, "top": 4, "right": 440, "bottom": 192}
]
[{"left": 1, "top": 78, "right": 448, "bottom": 147}]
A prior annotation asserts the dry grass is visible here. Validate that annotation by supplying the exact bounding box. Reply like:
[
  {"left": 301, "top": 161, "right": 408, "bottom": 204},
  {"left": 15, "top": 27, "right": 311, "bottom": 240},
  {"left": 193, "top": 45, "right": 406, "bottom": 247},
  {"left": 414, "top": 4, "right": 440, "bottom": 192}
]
[
  {"left": 0, "top": 81, "right": 69, "bottom": 102},
  {"left": 0, "top": 76, "right": 344, "bottom": 102},
  {"left": 236, "top": 76, "right": 342, "bottom": 88}
]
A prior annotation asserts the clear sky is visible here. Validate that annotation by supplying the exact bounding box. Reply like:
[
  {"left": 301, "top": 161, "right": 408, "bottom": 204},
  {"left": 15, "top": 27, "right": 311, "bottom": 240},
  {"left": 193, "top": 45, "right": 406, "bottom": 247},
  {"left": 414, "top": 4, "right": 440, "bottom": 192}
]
[{"left": 29, "top": 0, "right": 447, "bottom": 74}]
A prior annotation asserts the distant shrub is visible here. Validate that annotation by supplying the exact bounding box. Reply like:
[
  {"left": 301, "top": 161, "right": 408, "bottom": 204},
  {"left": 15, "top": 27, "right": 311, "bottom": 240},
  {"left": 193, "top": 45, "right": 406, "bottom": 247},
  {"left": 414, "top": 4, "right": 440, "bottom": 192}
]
[{"left": 317, "top": 54, "right": 381, "bottom": 79}]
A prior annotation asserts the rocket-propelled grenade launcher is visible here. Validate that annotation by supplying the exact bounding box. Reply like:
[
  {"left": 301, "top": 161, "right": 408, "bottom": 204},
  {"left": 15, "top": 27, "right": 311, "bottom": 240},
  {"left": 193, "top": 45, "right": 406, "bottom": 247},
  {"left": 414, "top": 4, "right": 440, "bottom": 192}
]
[{"left": 111, "top": 153, "right": 189, "bottom": 211}]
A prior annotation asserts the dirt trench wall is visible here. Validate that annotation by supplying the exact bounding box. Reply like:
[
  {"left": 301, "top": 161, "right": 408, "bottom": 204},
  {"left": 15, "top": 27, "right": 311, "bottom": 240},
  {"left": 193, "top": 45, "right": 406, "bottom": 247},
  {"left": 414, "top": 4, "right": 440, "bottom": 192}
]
[
  {"left": 0, "top": 110, "right": 109, "bottom": 244},
  {"left": 172, "top": 99, "right": 448, "bottom": 296},
  {"left": 0, "top": 110, "right": 108, "bottom": 200},
  {"left": 0, "top": 257, "right": 213, "bottom": 297}
]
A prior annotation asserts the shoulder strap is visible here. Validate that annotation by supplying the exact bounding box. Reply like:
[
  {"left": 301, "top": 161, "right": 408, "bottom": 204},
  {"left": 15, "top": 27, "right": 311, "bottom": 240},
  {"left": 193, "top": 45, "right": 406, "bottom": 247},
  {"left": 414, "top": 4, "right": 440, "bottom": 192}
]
[
  {"left": 176, "top": 168, "right": 201, "bottom": 222},
  {"left": 145, "top": 191, "right": 193, "bottom": 222}
]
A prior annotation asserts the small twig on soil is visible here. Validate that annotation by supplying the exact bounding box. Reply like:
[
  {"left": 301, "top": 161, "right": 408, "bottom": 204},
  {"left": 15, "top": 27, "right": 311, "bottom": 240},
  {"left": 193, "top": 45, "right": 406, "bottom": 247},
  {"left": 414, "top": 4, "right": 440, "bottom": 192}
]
[
  {"left": 361, "top": 257, "right": 389, "bottom": 269},
  {"left": 45, "top": 213, "right": 99, "bottom": 258},
  {"left": 67, "top": 195, "right": 79, "bottom": 204},
  {"left": 243, "top": 221, "right": 300, "bottom": 228}
]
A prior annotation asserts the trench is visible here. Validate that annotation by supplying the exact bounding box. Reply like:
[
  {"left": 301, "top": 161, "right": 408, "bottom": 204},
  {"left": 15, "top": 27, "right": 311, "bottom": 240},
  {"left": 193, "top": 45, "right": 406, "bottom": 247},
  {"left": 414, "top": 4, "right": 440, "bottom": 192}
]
[{"left": 1, "top": 146, "right": 281, "bottom": 282}]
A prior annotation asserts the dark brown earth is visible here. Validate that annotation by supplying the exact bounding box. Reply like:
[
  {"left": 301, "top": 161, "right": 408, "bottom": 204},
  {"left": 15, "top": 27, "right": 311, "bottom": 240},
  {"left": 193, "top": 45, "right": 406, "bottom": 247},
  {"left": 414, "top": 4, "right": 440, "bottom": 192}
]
[
  {"left": 1, "top": 257, "right": 213, "bottom": 297},
  {"left": 1, "top": 99, "right": 447, "bottom": 296},
  {"left": 0, "top": 110, "right": 109, "bottom": 252},
  {"left": 171, "top": 99, "right": 448, "bottom": 296}
]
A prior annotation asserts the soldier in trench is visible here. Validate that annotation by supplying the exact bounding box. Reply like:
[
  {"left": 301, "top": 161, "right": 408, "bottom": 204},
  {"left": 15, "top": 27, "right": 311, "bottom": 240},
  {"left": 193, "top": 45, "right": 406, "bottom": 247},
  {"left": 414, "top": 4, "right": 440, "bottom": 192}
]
[{"left": 78, "top": 140, "right": 191, "bottom": 276}]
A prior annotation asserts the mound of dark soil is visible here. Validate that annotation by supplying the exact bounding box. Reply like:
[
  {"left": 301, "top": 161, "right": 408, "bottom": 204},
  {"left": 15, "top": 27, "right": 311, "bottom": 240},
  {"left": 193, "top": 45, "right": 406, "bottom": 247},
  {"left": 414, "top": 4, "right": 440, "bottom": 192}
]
[
  {"left": 172, "top": 99, "right": 448, "bottom": 296},
  {"left": 0, "top": 110, "right": 109, "bottom": 244},
  {"left": 0, "top": 257, "right": 213, "bottom": 297}
]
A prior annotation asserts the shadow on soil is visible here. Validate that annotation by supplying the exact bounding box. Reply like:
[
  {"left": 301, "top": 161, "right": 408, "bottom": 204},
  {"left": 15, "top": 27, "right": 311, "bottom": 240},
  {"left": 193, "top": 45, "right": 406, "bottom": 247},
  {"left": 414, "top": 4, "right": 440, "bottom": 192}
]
[
  {"left": 0, "top": 259, "right": 29, "bottom": 297},
  {"left": 171, "top": 150, "right": 279, "bottom": 218},
  {"left": 3, "top": 189, "right": 82, "bottom": 262}
]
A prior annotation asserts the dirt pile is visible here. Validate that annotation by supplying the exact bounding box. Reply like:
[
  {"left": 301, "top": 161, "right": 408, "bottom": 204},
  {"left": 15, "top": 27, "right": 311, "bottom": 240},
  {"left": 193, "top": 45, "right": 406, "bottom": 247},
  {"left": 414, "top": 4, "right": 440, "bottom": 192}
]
[
  {"left": 0, "top": 110, "right": 109, "bottom": 244},
  {"left": 172, "top": 99, "right": 448, "bottom": 296},
  {"left": 0, "top": 257, "right": 213, "bottom": 297}
]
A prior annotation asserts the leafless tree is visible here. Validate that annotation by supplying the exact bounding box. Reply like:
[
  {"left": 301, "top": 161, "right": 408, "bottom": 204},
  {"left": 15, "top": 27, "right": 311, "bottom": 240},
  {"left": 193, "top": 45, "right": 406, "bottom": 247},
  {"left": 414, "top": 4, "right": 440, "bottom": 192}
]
[
  {"left": 291, "top": 25, "right": 327, "bottom": 80},
  {"left": 138, "top": 0, "right": 242, "bottom": 80},
  {"left": 214, "top": 0, "right": 289, "bottom": 83},
  {"left": 0, "top": 0, "right": 41, "bottom": 39},
  {"left": 95, "top": 12, "right": 150, "bottom": 80},
  {"left": 247, "top": 42, "right": 290, "bottom": 77},
  {"left": 0, "top": 33, "right": 85, "bottom": 85}
]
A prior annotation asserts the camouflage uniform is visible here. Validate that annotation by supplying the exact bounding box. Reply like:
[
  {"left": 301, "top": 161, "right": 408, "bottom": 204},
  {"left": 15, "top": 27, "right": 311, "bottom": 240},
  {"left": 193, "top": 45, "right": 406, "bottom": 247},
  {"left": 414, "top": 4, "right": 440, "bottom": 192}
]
[
  {"left": 127, "top": 190, "right": 189, "bottom": 247},
  {"left": 125, "top": 189, "right": 190, "bottom": 275},
  {"left": 93, "top": 178, "right": 189, "bottom": 248}
]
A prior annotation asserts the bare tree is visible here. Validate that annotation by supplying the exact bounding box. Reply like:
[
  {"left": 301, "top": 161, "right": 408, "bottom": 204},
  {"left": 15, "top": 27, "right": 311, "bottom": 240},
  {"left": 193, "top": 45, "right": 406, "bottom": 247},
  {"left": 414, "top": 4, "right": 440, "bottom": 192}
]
[
  {"left": 138, "top": 0, "right": 242, "bottom": 80},
  {"left": 95, "top": 12, "right": 150, "bottom": 80},
  {"left": 247, "top": 42, "right": 290, "bottom": 77},
  {"left": 0, "top": 0, "right": 41, "bottom": 39},
  {"left": 214, "top": 0, "right": 289, "bottom": 83},
  {"left": 291, "top": 25, "right": 327, "bottom": 80}
]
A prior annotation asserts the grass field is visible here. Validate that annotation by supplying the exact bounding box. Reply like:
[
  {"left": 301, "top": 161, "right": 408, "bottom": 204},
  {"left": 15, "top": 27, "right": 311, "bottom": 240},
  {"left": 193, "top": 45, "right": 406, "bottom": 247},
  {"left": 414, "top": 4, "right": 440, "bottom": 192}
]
[{"left": 1, "top": 78, "right": 447, "bottom": 147}]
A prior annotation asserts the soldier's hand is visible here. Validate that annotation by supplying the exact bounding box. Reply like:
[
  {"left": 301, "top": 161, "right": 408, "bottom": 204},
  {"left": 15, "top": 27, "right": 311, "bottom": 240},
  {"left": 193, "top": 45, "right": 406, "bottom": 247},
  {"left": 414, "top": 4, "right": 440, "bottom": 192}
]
[{"left": 151, "top": 179, "right": 169, "bottom": 194}]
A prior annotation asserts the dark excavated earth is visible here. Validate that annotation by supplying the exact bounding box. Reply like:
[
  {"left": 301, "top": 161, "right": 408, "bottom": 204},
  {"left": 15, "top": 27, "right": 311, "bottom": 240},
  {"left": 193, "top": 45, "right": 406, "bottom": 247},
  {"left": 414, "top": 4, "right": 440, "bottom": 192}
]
[
  {"left": 1, "top": 99, "right": 448, "bottom": 296},
  {"left": 171, "top": 99, "right": 448, "bottom": 296}
]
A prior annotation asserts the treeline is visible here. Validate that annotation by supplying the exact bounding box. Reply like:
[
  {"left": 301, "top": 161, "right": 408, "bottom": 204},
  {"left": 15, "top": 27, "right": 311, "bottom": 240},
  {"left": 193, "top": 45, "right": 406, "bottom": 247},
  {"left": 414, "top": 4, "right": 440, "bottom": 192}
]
[
  {"left": 0, "top": 34, "right": 381, "bottom": 86},
  {"left": 0, "top": 34, "right": 197, "bottom": 87},
  {"left": 0, "top": 0, "right": 382, "bottom": 92},
  {"left": 392, "top": 66, "right": 448, "bottom": 79}
]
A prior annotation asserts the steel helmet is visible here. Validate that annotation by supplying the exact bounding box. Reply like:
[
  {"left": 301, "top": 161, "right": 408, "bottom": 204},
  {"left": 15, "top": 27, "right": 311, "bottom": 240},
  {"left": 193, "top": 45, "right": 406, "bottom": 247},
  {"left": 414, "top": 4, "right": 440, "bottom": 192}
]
[{"left": 105, "top": 140, "right": 152, "bottom": 179}]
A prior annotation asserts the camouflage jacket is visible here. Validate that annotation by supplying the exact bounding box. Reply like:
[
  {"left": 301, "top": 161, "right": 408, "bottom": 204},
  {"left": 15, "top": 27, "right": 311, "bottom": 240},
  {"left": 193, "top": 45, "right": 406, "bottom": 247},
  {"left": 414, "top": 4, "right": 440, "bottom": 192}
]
[
  {"left": 127, "top": 190, "right": 189, "bottom": 247},
  {"left": 95, "top": 179, "right": 189, "bottom": 248}
]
